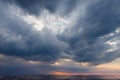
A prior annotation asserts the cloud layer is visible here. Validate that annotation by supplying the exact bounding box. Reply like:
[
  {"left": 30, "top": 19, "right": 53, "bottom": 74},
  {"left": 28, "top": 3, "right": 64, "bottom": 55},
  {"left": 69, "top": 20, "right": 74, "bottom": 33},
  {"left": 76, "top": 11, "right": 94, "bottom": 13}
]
[{"left": 0, "top": 0, "right": 120, "bottom": 73}]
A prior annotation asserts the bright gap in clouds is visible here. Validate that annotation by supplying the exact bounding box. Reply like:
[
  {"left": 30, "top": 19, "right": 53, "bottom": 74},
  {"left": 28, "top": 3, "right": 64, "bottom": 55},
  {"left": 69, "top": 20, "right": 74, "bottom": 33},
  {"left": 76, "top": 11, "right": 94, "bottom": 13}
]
[
  {"left": 21, "top": 0, "right": 88, "bottom": 35},
  {"left": 23, "top": 9, "right": 70, "bottom": 34}
]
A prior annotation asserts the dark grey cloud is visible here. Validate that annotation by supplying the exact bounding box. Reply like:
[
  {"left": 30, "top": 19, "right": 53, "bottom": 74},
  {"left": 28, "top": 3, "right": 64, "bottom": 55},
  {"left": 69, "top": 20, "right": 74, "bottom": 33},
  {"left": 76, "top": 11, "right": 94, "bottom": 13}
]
[
  {"left": 0, "top": 1, "right": 67, "bottom": 62},
  {"left": 83, "top": 0, "right": 120, "bottom": 39},
  {"left": 3, "top": 0, "right": 78, "bottom": 15},
  {"left": 13, "top": 0, "right": 59, "bottom": 15},
  {"left": 0, "top": 0, "right": 120, "bottom": 68},
  {"left": 59, "top": 0, "right": 120, "bottom": 65},
  {"left": 1, "top": 0, "right": 58, "bottom": 15}
]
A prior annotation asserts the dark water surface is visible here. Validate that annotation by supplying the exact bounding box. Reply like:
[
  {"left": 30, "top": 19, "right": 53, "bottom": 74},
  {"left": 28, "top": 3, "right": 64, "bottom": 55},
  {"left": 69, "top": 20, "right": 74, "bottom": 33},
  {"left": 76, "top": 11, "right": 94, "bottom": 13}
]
[{"left": 0, "top": 75, "right": 120, "bottom": 80}]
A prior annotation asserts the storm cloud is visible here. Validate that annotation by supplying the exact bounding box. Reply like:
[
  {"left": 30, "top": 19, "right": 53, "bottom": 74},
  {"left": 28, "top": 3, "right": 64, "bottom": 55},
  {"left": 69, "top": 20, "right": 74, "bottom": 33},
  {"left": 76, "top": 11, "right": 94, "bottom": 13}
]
[{"left": 0, "top": 0, "right": 120, "bottom": 69}]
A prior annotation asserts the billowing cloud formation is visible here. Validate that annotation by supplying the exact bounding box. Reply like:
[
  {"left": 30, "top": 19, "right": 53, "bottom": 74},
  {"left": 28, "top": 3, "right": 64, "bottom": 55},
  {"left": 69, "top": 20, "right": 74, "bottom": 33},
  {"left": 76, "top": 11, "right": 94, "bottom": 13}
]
[
  {"left": 0, "top": 1, "right": 68, "bottom": 62},
  {"left": 0, "top": 0, "right": 120, "bottom": 66}
]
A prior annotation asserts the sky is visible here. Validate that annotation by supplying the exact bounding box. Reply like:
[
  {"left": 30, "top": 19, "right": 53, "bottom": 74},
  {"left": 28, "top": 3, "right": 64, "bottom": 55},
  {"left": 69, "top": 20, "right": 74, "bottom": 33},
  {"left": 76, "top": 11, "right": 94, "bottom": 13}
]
[{"left": 0, "top": 0, "right": 120, "bottom": 75}]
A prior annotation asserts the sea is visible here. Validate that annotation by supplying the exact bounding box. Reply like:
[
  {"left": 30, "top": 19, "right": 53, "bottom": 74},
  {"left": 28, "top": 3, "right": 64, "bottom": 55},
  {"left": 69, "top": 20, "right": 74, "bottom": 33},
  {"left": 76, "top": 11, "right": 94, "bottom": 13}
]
[{"left": 0, "top": 75, "right": 120, "bottom": 80}]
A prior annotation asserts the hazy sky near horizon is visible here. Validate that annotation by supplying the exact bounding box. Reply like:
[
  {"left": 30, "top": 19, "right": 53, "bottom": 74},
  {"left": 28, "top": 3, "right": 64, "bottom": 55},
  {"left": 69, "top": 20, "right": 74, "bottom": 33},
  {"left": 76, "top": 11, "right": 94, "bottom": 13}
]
[{"left": 0, "top": 0, "right": 120, "bottom": 75}]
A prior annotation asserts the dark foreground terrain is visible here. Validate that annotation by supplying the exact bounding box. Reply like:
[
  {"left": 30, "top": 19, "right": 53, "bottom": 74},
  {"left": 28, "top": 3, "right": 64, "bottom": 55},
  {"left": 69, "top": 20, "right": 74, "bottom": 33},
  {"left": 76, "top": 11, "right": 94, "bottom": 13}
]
[{"left": 0, "top": 75, "right": 120, "bottom": 80}]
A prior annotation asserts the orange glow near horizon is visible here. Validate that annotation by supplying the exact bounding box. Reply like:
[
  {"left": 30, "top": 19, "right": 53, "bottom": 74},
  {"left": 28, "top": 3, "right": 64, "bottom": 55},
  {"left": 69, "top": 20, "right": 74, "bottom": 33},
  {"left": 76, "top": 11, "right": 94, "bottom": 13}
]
[
  {"left": 51, "top": 71, "right": 74, "bottom": 75},
  {"left": 97, "top": 64, "right": 120, "bottom": 70},
  {"left": 96, "top": 58, "right": 120, "bottom": 70},
  {"left": 51, "top": 71, "right": 93, "bottom": 75}
]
